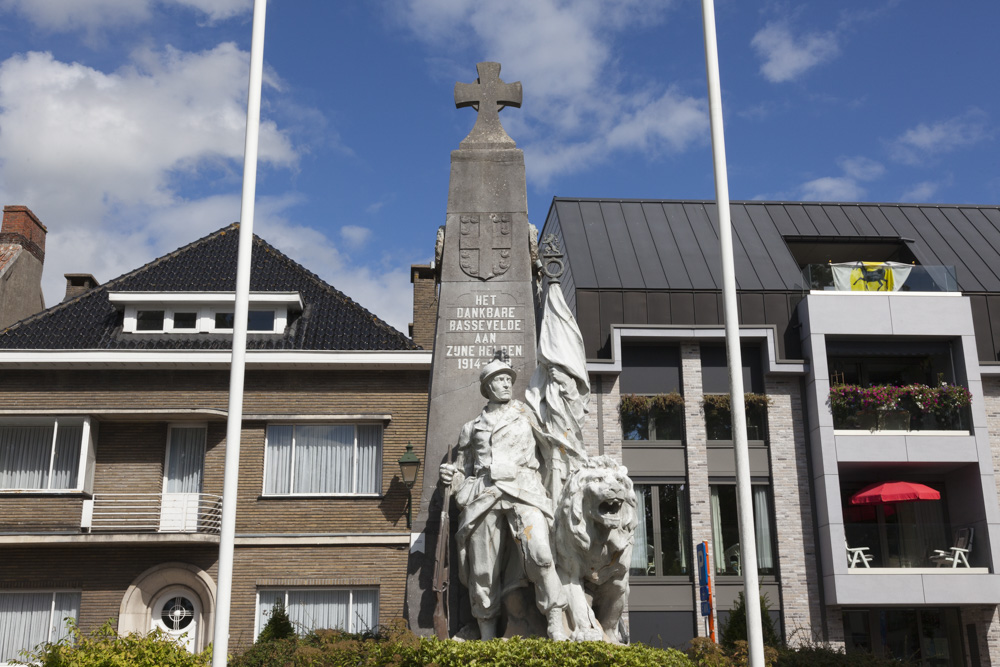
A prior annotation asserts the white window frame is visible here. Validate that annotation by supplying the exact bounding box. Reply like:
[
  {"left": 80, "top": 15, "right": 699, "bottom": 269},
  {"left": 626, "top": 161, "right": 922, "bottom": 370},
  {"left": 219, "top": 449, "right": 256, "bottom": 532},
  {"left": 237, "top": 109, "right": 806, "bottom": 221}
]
[
  {"left": 0, "top": 590, "right": 81, "bottom": 667},
  {"left": 122, "top": 305, "right": 288, "bottom": 334},
  {"left": 253, "top": 587, "right": 378, "bottom": 639},
  {"left": 0, "top": 417, "right": 95, "bottom": 494},
  {"left": 262, "top": 423, "right": 383, "bottom": 497}
]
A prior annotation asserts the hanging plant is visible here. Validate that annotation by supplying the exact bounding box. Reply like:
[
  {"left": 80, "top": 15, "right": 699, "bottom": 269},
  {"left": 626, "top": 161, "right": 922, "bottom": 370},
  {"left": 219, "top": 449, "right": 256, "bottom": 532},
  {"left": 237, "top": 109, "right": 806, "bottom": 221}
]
[
  {"left": 829, "top": 377, "right": 972, "bottom": 430},
  {"left": 619, "top": 392, "right": 685, "bottom": 441},
  {"left": 702, "top": 393, "right": 771, "bottom": 441},
  {"left": 701, "top": 392, "right": 772, "bottom": 412}
]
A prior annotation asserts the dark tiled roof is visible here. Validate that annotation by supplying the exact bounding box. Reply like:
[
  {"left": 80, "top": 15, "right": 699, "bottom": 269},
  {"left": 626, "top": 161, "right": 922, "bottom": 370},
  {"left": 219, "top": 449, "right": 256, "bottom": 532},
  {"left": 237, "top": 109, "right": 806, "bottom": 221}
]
[
  {"left": 0, "top": 224, "right": 418, "bottom": 351},
  {"left": 546, "top": 199, "right": 1000, "bottom": 292}
]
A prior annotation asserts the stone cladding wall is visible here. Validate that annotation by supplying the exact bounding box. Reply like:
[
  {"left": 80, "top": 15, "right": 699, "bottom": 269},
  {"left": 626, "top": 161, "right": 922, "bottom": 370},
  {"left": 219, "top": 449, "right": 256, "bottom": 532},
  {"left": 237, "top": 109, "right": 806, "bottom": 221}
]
[
  {"left": 682, "top": 342, "right": 715, "bottom": 637},
  {"left": 765, "top": 376, "right": 824, "bottom": 646}
]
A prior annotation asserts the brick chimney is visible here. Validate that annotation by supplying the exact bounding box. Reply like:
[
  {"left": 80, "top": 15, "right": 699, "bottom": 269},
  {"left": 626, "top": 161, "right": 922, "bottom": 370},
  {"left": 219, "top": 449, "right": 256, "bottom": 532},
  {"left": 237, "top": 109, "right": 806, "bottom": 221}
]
[
  {"left": 409, "top": 264, "right": 438, "bottom": 350},
  {"left": 1, "top": 205, "right": 47, "bottom": 262},
  {"left": 64, "top": 274, "right": 100, "bottom": 302}
]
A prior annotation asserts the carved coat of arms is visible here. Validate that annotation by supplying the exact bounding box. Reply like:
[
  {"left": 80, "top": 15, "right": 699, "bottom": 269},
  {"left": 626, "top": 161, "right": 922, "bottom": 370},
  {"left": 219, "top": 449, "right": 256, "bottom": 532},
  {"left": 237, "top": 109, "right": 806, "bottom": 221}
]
[{"left": 459, "top": 213, "right": 512, "bottom": 280}]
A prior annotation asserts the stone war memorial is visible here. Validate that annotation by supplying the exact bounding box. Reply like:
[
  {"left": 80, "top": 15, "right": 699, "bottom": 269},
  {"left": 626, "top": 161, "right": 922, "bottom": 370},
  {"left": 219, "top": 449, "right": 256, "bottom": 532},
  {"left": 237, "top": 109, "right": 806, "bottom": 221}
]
[{"left": 405, "top": 62, "right": 638, "bottom": 643}]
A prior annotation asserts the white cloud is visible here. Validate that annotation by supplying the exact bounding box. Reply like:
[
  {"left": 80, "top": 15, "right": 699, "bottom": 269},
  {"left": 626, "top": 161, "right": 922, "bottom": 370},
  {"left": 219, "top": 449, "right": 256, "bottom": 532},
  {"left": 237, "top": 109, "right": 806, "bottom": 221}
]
[
  {"left": 340, "top": 225, "right": 373, "bottom": 249},
  {"left": 0, "top": 46, "right": 294, "bottom": 226},
  {"left": 796, "top": 155, "right": 883, "bottom": 201},
  {"left": 751, "top": 22, "right": 839, "bottom": 83},
  {"left": 0, "top": 0, "right": 250, "bottom": 32},
  {"left": 396, "top": 0, "right": 706, "bottom": 186},
  {"left": 799, "top": 176, "right": 865, "bottom": 202},
  {"left": 839, "top": 156, "right": 884, "bottom": 181},
  {"left": 899, "top": 181, "right": 940, "bottom": 203},
  {"left": 890, "top": 109, "right": 992, "bottom": 165}
]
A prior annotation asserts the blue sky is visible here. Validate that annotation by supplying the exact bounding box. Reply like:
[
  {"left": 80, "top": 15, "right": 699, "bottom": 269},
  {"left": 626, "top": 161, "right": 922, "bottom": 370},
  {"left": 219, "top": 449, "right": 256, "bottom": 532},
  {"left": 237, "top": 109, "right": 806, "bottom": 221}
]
[{"left": 0, "top": 1, "right": 997, "bottom": 333}]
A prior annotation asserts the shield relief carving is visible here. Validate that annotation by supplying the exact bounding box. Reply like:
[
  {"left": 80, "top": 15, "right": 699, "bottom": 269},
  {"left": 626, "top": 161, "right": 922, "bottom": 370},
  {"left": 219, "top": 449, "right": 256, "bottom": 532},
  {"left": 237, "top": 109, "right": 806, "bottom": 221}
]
[{"left": 459, "top": 213, "right": 512, "bottom": 280}]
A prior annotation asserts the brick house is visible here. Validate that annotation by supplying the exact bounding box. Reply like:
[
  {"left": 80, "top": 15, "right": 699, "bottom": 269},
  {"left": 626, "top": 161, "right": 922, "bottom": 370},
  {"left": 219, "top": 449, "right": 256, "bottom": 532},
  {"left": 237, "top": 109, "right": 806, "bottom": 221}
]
[
  {"left": 545, "top": 198, "right": 1000, "bottom": 665},
  {"left": 0, "top": 223, "right": 431, "bottom": 660}
]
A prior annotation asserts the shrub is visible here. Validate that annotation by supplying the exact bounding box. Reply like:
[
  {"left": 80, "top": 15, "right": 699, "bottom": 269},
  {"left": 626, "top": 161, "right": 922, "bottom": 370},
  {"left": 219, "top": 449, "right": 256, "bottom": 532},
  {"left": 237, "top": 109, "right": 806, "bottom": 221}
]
[
  {"left": 281, "top": 622, "right": 692, "bottom": 666},
  {"left": 14, "top": 618, "right": 211, "bottom": 667},
  {"left": 230, "top": 637, "right": 299, "bottom": 667},
  {"left": 775, "top": 643, "right": 913, "bottom": 666},
  {"left": 257, "top": 601, "right": 296, "bottom": 644},
  {"left": 720, "top": 593, "right": 781, "bottom": 650}
]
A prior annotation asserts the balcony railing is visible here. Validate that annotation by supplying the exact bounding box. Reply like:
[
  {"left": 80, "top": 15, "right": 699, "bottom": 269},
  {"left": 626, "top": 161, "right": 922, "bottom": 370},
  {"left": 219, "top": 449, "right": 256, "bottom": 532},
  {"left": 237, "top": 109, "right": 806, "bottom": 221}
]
[
  {"left": 845, "top": 521, "right": 974, "bottom": 569},
  {"left": 81, "top": 493, "right": 223, "bottom": 534},
  {"left": 803, "top": 263, "right": 958, "bottom": 293}
]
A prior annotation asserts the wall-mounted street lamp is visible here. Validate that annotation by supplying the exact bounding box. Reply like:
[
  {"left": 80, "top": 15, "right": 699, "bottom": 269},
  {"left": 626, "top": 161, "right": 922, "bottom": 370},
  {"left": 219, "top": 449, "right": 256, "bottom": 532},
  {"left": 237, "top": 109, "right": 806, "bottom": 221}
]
[{"left": 397, "top": 442, "right": 421, "bottom": 529}]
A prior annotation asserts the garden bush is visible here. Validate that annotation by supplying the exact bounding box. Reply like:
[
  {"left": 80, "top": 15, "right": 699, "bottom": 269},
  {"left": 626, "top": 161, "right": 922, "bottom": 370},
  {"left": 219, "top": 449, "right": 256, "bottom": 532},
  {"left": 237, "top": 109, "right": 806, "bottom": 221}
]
[
  {"left": 14, "top": 618, "right": 211, "bottom": 667},
  {"left": 720, "top": 593, "right": 781, "bottom": 649},
  {"left": 234, "top": 620, "right": 693, "bottom": 667}
]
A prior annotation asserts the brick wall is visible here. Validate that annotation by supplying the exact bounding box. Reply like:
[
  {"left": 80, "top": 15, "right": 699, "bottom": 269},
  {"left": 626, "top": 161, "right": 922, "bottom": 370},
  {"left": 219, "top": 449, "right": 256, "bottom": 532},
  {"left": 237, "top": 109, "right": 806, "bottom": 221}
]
[
  {"left": 765, "top": 376, "right": 823, "bottom": 646},
  {"left": 1, "top": 205, "right": 46, "bottom": 261},
  {"left": 230, "top": 544, "right": 409, "bottom": 647},
  {"left": 409, "top": 264, "right": 437, "bottom": 350},
  {"left": 0, "top": 544, "right": 218, "bottom": 634},
  {"left": 682, "top": 342, "right": 716, "bottom": 636},
  {"left": 0, "top": 368, "right": 429, "bottom": 535}
]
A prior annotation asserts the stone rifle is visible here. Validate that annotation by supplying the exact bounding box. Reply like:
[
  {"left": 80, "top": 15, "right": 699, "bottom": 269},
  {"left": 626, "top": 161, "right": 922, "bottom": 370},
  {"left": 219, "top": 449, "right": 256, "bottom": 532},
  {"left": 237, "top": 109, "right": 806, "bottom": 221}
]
[{"left": 432, "top": 448, "right": 452, "bottom": 639}]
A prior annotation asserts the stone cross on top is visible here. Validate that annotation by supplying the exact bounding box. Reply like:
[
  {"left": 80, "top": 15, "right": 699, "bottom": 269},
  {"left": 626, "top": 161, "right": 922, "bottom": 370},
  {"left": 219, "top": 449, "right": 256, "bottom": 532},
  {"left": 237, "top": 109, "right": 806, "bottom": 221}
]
[{"left": 454, "top": 62, "right": 522, "bottom": 149}]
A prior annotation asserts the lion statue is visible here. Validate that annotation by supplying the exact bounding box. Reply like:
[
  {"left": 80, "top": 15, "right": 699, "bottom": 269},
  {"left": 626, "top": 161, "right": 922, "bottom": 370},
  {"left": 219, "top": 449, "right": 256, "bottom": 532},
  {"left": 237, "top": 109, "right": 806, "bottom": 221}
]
[{"left": 553, "top": 455, "right": 638, "bottom": 643}]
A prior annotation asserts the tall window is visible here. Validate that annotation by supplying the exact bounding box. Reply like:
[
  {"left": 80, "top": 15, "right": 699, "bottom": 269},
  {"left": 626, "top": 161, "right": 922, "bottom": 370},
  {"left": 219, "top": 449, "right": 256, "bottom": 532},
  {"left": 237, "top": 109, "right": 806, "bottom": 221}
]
[
  {"left": 256, "top": 588, "right": 377, "bottom": 637},
  {"left": 631, "top": 483, "right": 690, "bottom": 577},
  {"left": 264, "top": 424, "right": 382, "bottom": 495},
  {"left": 0, "top": 592, "right": 80, "bottom": 663},
  {"left": 0, "top": 420, "right": 84, "bottom": 491},
  {"left": 710, "top": 484, "right": 776, "bottom": 576}
]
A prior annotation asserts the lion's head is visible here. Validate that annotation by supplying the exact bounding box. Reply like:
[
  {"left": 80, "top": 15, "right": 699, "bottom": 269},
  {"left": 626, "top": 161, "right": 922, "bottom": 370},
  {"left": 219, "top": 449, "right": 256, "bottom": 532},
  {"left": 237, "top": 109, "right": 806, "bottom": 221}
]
[{"left": 556, "top": 456, "right": 638, "bottom": 557}]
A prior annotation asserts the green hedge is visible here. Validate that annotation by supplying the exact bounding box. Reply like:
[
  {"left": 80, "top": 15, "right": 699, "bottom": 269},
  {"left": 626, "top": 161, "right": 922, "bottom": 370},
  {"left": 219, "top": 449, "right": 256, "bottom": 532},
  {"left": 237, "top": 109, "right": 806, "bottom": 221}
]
[{"left": 231, "top": 625, "right": 692, "bottom": 667}]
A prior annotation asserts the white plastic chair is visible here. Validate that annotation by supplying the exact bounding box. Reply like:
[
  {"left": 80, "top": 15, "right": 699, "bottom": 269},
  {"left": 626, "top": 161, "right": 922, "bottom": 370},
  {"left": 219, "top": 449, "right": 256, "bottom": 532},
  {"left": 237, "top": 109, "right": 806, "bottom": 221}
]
[
  {"left": 846, "top": 540, "right": 873, "bottom": 568},
  {"left": 931, "top": 528, "right": 973, "bottom": 568}
]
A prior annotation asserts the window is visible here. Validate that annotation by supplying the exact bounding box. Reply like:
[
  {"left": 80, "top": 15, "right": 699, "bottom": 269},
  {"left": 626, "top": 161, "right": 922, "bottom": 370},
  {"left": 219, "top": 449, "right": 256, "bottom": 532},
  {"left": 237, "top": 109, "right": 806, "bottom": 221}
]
[
  {"left": 622, "top": 396, "right": 684, "bottom": 442},
  {"left": 842, "top": 608, "right": 964, "bottom": 666},
  {"left": 0, "top": 591, "right": 80, "bottom": 664},
  {"left": 256, "top": 588, "right": 377, "bottom": 637},
  {"left": 118, "top": 299, "right": 294, "bottom": 334},
  {"left": 136, "top": 310, "right": 165, "bottom": 331},
  {"left": 214, "top": 310, "right": 276, "bottom": 332},
  {"left": 703, "top": 395, "right": 768, "bottom": 442},
  {"left": 264, "top": 424, "right": 382, "bottom": 495},
  {"left": 0, "top": 418, "right": 91, "bottom": 491},
  {"left": 173, "top": 312, "right": 198, "bottom": 329},
  {"left": 710, "top": 484, "right": 776, "bottom": 576},
  {"left": 631, "top": 483, "right": 690, "bottom": 577}
]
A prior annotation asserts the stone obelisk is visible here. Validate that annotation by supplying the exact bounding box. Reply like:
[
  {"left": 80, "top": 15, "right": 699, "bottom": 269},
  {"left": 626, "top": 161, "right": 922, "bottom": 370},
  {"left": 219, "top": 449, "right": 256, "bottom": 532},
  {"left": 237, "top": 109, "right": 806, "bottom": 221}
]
[{"left": 405, "top": 62, "right": 537, "bottom": 635}]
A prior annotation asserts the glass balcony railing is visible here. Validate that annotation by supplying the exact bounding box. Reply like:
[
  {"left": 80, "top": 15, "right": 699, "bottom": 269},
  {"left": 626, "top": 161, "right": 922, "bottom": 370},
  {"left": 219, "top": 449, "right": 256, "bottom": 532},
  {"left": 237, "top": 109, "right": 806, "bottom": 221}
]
[
  {"left": 833, "top": 406, "right": 970, "bottom": 432},
  {"left": 803, "top": 263, "right": 958, "bottom": 293},
  {"left": 844, "top": 521, "right": 973, "bottom": 569}
]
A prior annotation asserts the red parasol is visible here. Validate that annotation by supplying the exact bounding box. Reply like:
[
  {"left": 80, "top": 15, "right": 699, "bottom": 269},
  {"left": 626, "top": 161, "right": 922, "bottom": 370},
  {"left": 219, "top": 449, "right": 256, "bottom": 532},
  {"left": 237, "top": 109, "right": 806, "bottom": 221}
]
[{"left": 850, "top": 481, "right": 940, "bottom": 505}]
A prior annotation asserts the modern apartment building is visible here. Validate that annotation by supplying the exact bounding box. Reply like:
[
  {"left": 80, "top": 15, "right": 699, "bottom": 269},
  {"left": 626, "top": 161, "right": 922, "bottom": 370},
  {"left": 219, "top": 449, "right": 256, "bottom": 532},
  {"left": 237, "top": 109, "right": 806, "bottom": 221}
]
[
  {"left": 543, "top": 197, "right": 1000, "bottom": 666},
  {"left": 0, "top": 223, "right": 431, "bottom": 662}
]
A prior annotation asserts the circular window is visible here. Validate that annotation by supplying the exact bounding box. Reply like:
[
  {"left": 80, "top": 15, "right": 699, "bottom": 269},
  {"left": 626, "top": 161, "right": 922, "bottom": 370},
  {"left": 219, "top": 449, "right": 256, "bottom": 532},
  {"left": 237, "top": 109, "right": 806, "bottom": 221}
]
[
  {"left": 160, "top": 595, "right": 195, "bottom": 631},
  {"left": 152, "top": 587, "right": 201, "bottom": 652}
]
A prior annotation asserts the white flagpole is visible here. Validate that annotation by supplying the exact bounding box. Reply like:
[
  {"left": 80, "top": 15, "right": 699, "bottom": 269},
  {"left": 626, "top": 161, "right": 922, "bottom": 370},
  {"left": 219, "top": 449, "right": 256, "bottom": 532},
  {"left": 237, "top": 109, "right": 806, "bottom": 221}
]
[
  {"left": 700, "top": 1, "right": 765, "bottom": 665},
  {"left": 212, "top": 0, "right": 267, "bottom": 663}
]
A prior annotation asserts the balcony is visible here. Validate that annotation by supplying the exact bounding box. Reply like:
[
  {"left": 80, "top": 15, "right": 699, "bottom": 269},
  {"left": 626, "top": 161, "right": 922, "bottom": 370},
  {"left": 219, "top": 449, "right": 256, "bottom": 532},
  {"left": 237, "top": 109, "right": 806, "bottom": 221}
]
[
  {"left": 844, "top": 520, "right": 984, "bottom": 571},
  {"left": 803, "top": 263, "right": 958, "bottom": 293},
  {"left": 82, "top": 493, "right": 223, "bottom": 534}
]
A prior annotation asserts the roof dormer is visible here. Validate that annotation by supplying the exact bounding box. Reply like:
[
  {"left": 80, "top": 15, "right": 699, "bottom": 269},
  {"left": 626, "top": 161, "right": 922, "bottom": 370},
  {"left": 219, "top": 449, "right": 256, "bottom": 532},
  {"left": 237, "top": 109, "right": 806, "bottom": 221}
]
[{"left": 108, "top": 292, "right": 303, "bottom": 334}]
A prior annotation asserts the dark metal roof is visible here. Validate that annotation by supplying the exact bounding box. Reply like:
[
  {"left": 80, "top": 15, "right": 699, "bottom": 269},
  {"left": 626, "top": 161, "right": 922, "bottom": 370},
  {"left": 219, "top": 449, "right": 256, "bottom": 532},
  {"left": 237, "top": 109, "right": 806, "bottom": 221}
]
[
  {"left": 0, "top": 224, "right": 418, "bottom": 351},
  {"left": 546, "top": 199, "right": 1000, "bottom": 293}
]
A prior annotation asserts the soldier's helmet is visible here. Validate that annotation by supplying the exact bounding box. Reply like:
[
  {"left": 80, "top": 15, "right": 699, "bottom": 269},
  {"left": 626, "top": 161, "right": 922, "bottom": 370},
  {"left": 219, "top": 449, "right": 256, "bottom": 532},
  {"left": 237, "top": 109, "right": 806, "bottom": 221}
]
[{"left": 479, "top": 356, "right": 516, "bottom": 398}]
